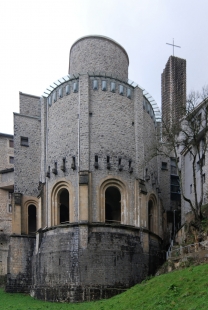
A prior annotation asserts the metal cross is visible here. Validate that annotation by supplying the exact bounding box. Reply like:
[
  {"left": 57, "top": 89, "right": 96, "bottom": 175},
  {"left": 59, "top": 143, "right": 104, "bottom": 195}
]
[{"left": 166, "top": 39, "right": 181, "bottom": 56}]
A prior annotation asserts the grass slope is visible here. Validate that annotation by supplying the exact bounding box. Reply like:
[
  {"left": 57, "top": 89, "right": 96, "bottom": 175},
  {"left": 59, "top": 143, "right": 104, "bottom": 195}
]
[{"left": 1, "top": 264, "right": 208, "bottom": 310}]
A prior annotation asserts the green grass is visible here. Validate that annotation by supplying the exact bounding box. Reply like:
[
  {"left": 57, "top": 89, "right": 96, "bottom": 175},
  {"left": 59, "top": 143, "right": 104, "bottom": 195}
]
[{"left": 1, "top": 264, "right": 208, "bottom": 310}]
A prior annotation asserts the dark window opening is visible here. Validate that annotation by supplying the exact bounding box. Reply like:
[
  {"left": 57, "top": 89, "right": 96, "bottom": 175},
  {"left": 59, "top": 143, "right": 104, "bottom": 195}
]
[
  {"left": 105, "top": 186, "right": 121, "bottom": 223},
  {"left": 9, "top": 140, "right": 14, "bottom": 148},
  {"left": 61, "top": 157, "right": 66, "bottom": 172},
  {"left": 9, "top": 156, "right": 14, "bottom": 164},
  {"left": 71, "top": 156, "right": 76, "bottom": 170},
  {"left": 8, "top": 204, "right": 12, "bottom": 213},
  {"left": 203, "top": 173, "right": 205, "bottom": 183},
  {"left": 161, "top": 162, "right": 167, "bottom": 170},
  {"left": 59, "top": 189, "right": 69, "bottom": 224},
  {"left": 94, "top": 155, "right": 98, "bottom": 168},
  {"left": 148, "top": 200, "right": 154, "bottom": 232},
  {"left": 170, "top": 158, "right": 177, "bottom": 175},
  {"left": 118, "top": 157, "right": 123, "bottom": 171},
  {"left": 21, "top": 136, "right": 29, "bottom": 147},
  {"left": 107, "top": 156, "right": 111, "bottom": 169},
  {"left": 28, "top": 204, "right": 36, "bottom": 234}
]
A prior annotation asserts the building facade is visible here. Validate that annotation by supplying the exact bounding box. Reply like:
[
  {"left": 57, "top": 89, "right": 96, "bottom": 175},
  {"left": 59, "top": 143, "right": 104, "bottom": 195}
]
[
  {"left": 180, "top": 98, "right": 208, "bottom": 223},
  {"left": 0, "top": 133, "right": 14, "bottom": 283},
  {"left": 160, "top": 55, "right": 187, "bottom": 235},
  {"left": 1, "top": 35, "right": 169, "bottom": 302}
]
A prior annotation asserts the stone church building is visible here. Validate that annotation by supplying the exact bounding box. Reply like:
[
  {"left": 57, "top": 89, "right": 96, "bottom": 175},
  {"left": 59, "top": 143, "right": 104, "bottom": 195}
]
[{"left": 0, "top": 35, "right": 181, "bottom": 302}]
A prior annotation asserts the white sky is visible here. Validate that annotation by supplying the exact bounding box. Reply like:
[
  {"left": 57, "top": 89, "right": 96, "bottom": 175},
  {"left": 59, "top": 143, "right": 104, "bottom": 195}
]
[{"left": 0, "top": 0, "right": 208, "bottom": 134}]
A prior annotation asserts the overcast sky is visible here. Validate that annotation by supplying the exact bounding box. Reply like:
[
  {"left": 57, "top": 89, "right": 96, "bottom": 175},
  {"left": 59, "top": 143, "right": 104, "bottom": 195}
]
[{"left": 0, "top": 0, "right": 208, "bottom": 134}]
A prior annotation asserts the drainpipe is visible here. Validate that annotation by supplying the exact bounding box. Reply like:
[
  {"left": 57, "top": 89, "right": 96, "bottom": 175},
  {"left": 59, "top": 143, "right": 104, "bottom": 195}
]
[
  {"left": 46, "top": 97, "right": 49, "bottom": 226},
  {"left": 77, "top": 78, "right": 80, "bottom": 222}
]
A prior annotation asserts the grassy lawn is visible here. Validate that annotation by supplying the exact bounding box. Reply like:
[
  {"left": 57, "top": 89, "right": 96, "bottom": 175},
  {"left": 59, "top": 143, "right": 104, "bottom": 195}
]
[{"left": 1, "top": 264, "right": 208, "bottom": 310}]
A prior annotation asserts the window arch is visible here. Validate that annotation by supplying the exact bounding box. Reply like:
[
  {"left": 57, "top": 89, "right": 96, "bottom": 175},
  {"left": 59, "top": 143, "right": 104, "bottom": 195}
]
[
  {"left": 23, "top": 199, "right": 39, "bottom": 235},
  {"left": 51, "top": 180, "right": 74, "bottom": 226},
  {"left": 148, "top": 195, "right": 158, "bottom": 234},
  {"left": 99, "top": 177, "right": 128, "bottom": 224}
]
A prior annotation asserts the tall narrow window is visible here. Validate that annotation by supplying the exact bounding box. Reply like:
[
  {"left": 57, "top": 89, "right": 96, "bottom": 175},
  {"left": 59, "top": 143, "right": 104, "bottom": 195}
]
[
  {"left": 105, "top": 186, "right": 121, "bottom": 223},
  {"left": 59, "top": 189, "right": 69, "bottom": 224},
  {"left": 9, "top": 140, "right": 14, "bottom": 148},
  {"left": 28, "top": 205, "right": 37, "bottom": 234},
  {"left": 203, "top": 174, "right": 206, "bottom": 184},
  {"left": 148, "top": 200, "right": 154, "bottom": 232},
  {"left": 107, "top": 156, "right": 111, "bottom": 169},
  {"left": 9, "top": 156, "right": 14, "bottom": 164},
  {"left": 94, "top": 155, "right": 98, "bottom": 169}
]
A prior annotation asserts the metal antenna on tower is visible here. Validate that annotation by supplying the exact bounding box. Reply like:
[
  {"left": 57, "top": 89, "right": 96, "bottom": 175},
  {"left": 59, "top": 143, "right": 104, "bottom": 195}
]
[{"left": 166, "top": 38, "right": 181, "bottom": 56}]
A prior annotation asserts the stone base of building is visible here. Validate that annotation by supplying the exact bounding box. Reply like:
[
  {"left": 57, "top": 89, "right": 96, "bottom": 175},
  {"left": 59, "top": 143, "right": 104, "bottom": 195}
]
[
  {"left": 5, "top": 223, "right": 163, "bottom": 302},
  {"left": 31, "top": 285, "right": 127, "bottom": 303},
  {"left": 6, "top": 235, "right": 35, "bottom": 293}
]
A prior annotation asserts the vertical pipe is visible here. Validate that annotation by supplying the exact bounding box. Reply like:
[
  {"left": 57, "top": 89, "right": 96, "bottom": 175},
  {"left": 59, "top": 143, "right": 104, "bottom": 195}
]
[
  {"left": 46, "top": 97, "right": 49, "bottom": 226},
  {"left": 77, "top": 78, "right": 80, "bottom": 221}
]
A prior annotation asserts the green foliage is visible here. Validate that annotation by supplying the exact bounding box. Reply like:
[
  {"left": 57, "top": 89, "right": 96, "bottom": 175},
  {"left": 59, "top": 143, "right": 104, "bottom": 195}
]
[{"left": 1, "top": 264, "right": 208, "bottom": 309}]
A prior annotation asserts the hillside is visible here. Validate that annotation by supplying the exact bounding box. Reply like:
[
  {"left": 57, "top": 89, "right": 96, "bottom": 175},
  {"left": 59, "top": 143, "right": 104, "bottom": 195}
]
[{"left": 1, "top": 264, "right": 208, "bottom": 310}]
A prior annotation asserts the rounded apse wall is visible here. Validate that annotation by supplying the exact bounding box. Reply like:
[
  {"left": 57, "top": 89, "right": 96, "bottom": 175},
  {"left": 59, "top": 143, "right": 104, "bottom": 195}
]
[{"left": 69, "top": 35, "right": 129, "bottom": 81}]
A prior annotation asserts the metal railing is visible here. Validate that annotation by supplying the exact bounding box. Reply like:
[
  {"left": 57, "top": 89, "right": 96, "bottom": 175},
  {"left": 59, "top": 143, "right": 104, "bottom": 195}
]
[{"left": 166, "top": 240, "right": 208, "bottom": 259}]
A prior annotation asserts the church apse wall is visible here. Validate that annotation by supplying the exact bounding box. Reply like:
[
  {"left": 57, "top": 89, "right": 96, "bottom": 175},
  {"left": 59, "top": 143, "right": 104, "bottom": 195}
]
[{"left": 5, "top": 35, "right": 165, "bottom": 302}]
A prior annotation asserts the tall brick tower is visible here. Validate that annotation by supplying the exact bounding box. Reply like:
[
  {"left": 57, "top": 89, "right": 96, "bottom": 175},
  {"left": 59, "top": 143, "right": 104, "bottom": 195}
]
[{"left": 161, "top": 56, "right": 186, "bottom": 130}]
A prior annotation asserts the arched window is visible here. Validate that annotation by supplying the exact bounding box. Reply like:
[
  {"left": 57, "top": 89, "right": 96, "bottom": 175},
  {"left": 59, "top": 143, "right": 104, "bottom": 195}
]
[
  {"left": 148, "top": 196, "right": 157, "bottom": 234},
  {"left": 28, "top": 204, "right": 36, "bottom": 234},
  {"left": 148, "top": 200, "right": 154, "bottom": 232},
  {"left": 105, "top": 186, "right": 121, "bottom": 223},
  {"left": 58, "top": 189, "right": 69, "bottom": 224},
  {"left": 51, "top": 181, "right": 74, "bottom": 226}
]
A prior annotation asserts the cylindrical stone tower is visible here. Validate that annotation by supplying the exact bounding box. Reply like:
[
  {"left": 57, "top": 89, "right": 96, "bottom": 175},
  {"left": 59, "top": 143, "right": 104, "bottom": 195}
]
[{"left": 69, "top": 35, "right": 129, "bottom": 81}]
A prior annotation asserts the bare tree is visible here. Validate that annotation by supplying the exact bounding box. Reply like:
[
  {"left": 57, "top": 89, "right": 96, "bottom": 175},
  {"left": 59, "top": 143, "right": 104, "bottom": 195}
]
[{"left": 156, "top": 86, "right": 208, "bottom": 224}]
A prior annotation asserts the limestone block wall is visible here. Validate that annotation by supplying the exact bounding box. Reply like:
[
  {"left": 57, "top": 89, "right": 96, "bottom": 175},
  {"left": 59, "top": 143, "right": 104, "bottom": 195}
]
[
  {"left": 14, "top": 113, "right": 41, "bottom": 197},
  {"left": 46, "top": 78, "right": 79, "bottom": 224},
  {"left": 69, "top": 36, "right": 129, "bottom": 81},
  {"left": 42, "top": 71, "right": 160, "bottom": 230},
  {"left": 6, "top": 235, "right": 35, "bottom": 293},
  {"left": 0, "top": 134, "right": 14, "bottom": 279},
  {"left": 89, "top": 76, "right": 136, "bottom": 224},
  {"left": 32, "top": 224, "right": 148, "bottom": 302},
  {"left": 19, "top": 92, "right": 41, "bottom": 118}
]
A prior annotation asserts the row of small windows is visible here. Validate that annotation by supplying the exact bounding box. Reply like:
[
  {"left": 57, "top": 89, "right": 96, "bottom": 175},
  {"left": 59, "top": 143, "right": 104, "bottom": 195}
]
[
  {"left": 143, "top": 98, "right": 155, "bottom": 120},
  {"left": 48, "top": 79, "right": 133, "bottom": 106},
  {"left": 48, "top": 81, "right": 79, "bottom": 106},
  {"left": 92, "top": 80, "right": 132, "bottom": 99},
  {"left": 8, "top": 137, "right": 28, "bottom": 149}
]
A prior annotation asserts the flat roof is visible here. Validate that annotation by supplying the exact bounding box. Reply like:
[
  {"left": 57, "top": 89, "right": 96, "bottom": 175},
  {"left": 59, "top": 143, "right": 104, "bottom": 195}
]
[{"left": 0, "top": 132, "right": 13, "bottom": 138}]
